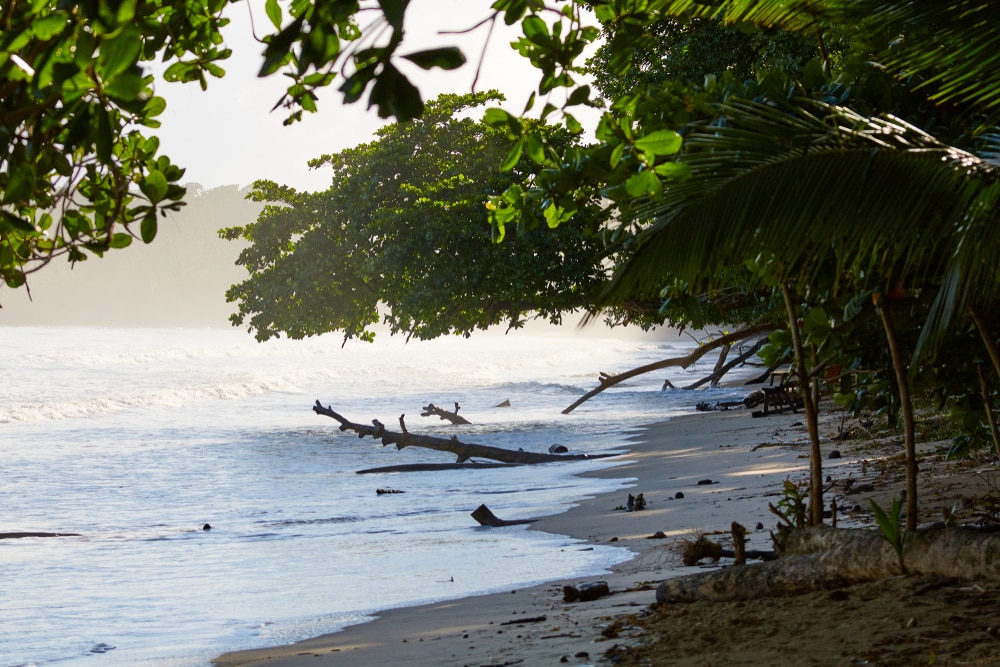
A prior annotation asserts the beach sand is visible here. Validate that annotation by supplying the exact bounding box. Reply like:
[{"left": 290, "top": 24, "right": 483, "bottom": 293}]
[{"left": 214, "top": 407, "right": 1000, "bottom": 667}]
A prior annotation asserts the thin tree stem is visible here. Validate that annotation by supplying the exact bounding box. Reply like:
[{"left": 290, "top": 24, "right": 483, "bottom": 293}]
[
  {"left": 783, "top": 284, "right": 823, "bottom": 526},
  {"left": 879, "top": 303, "right": 918, "bottom": 532}
]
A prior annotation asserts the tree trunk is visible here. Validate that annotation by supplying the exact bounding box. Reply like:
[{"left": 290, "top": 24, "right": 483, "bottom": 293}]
[
  {"left": 561, "top": 323, "right": 776, "bottom": 414},
  {"left": 313, "top": 401, "right": 611, "bottom": 465},
  {"left": 783, "top": 284, "right": 823, "bottom": 526},
  {"left": 879, "top": 304, "right": 918, "bottom": 531},
  {"left": 657, "top": 525, "right": 1000, "bottom": 603},
  {"left": 969, "top": 306, "right": 1000, "bottom": 459}
]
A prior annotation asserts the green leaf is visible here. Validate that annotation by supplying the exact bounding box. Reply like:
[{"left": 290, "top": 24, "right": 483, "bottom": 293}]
[
  {"left": 140, "top": 169, "right": 169, "bottom": 203},
  {"left": 625, "top": 170, "right": 661, "bottom": 197},
  {"left": 32, "top": 13, "right": 69, "bottom": 40},
  {"left": 401, "top": 47, "right": 466, "bottom": 70},
  {"left": 2, "top": 163, "right": 36, "bottom": 205},
  {"left": 140, "top": 210, "right": 158, "bottom": 244},
  {"left": 109, "top": 233, "right": 133, "bottom": 249},
  {"left": 521, "top": 15, "right": 549, "bottom": 46},
  {"left": 633, "top": 129, "right": 683, "bottom": 157},
  {"left": 97, "top": 25, "right": 142, "bottom": 85},
  {"left": 379, "top": 0, "right": 408, "bottom": 30},
  {"left": 0, "top": 210, "right": 37, "bottom": 233},
  {"left": 524, "top": 132, "right": 545, "bottom": 164},
  {"left": 265, "top": 0, "right": 282, "bottom": 29},
  {"left": 483, "top": 107, "right": 511, "bottom": 127},
  {"left": 501, "top": 137, "right": 524, "bottom": 172}
]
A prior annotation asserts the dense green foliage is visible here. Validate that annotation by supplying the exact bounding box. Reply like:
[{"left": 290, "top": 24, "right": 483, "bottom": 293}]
[{"left": 222, "top": 92, "right": 613, "bottom": 342}]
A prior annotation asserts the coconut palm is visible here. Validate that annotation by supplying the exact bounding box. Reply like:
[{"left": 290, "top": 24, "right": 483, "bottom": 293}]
[{"left": 598, "top": 1, "right": 1000, "bottom": 529}]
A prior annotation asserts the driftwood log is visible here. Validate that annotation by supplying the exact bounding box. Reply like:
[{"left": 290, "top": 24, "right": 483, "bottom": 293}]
[
  {"left": 471, "top": 504, "right": 537, "bottom": 527},
  {"left": 562, "top": 323, "right": 775, "bottom": 414},
  {"left": 420, "top": 402, "right": 471, "bottom": 425},
  {"left": 657, "top": 525, "right": 1000, "bottom": 603},
  {"left": 0, "top": 531, "right": 81, "bottom": 539},
  {"left": 314, "top": 401, "right": 612, "bottom": 465}
]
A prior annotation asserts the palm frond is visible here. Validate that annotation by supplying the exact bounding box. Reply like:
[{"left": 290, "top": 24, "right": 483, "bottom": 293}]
[
  {"left": 602, "top": 98, "right": 1000, "bottom": 310},
  {"left": 657, "top": 1, "right": 1000, "bottom": 119}
]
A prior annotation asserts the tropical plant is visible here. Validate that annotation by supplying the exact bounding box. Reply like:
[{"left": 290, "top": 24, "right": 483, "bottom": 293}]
[{"left": 582, "top": 1, "right": 1000, "bottom": 530}]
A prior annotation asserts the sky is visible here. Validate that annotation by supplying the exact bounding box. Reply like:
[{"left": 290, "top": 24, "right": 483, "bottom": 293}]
[{"left": 153, "top": 0, "right": 581, "bottom": 193}]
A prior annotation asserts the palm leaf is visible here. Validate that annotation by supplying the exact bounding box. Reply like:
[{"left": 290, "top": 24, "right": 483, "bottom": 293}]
[
  {"left": 656, "top": 1, "right": 1000, "bottom": 120},
  {"left": 602, "top": 98, "right": 1000, "bottom": 324}
]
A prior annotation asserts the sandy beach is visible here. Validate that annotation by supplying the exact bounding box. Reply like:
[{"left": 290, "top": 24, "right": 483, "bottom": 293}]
[
  {"left": 214, "top": 407, "right": 840, "bottom": 666},
  {"left": 214, "top": 400, "right": 1000, "bottom": 667}
]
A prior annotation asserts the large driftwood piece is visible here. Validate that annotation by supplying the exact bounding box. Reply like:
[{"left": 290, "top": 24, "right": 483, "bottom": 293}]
[
  {"left": 657, "top": 525, "right": 1000, "bottom": 603},
  {"left": 420, "top": 402, "right": 471, "bottom": 425},
  {"left": 682, "top": 337, "right": 770, "bottom": 390},
  {"left": 0, "top": 531, "right": 81, "bottom": 539},
  {"left": 314, "top": 401, "right": 610, "bottom": 465},
  {"left": 562, "top": 323, "right": 775, "bottom": 414}
]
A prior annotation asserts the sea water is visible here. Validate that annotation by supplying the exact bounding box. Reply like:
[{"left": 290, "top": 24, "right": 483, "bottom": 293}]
[{"left": 0, "top": 326, "right": 753, "bottom": 667}]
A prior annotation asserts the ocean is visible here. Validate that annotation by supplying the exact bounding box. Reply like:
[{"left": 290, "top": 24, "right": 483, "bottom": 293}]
[{"left": 0, "top": 326, "right": 753, "bottom": 667}]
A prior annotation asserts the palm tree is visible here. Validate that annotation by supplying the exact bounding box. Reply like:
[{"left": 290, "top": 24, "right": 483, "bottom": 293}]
[{"left": 599, "top": 1, "right": 1000, "bottom": 530}]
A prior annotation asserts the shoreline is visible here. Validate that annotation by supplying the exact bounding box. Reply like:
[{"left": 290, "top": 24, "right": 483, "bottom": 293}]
[{"left": 214, "top": 408, "right": 837, "bottom": 667}]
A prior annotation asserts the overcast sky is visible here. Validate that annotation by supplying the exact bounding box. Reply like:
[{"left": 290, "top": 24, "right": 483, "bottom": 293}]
[{"left": 152, "top": 0, "right": 569, "bottom": 192}]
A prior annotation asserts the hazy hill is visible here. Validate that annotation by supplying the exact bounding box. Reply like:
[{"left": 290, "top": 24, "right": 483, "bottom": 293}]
[{"left": 0, "top": 185, "right": 261, "bottom": 328}]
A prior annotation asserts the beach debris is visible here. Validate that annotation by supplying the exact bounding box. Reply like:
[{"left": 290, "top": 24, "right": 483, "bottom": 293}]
[
  {"left": 500, "top": 615, "right": 547, "bottom": 626},
  {"left": 678, "top": 534, "right": 724, "bottom": 566},
  {"left": 674, "top": 491, "right": 685, "bottom": 499},
  {"left": 696, "top": 479, "right": 715, "bottom": 486},
  {"left": 202, "top": 523, "right": 212, "bottom": 531},
  {"left": 563, "top": 581, "right": 610, "bottom": 602},
  {"left": 548, "top": 444, "right": 569, "bottom": 454},
  {"left": 90, "top": 643, "right": 116, "bottom": 653},
  {"left": 625, "top": 493, "right": 647, "bottom": 512},
  {"left": 648, "top": 531, "right": 667, "bottom": 539},
  {"left": 0, "top": 531, "right": 81, "bottom": 539},
  {"left": 495, "top": 399, "right": 511, "bottom": 407},
  {"left": 376, "top": 488, "right": 405, "bottom": 495},
  {"left": 314, "top": 401, "right": 612, "bottom": 468},
  {"left": 471, "top": 504, "right": 537, "bottom": 527},
  {"left": 419, "top": 402, "right": 471, "bottom": 425}
]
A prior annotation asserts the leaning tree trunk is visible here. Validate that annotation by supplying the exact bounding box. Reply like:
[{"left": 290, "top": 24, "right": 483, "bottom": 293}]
[
  {"left": 561, "top": 323, "right": 775, "bottom": 414},
  {"left": 782, "top": 284, "right": 823, "bottom": 526},
  {"left": 657, "top": 525, "right": 1000, "bottom": 603},
  {"left": 879, "top": 303, "right": 918, "bottom": 532},
  {"left": 313, "top": 401, "right": 610, "bottom": 465}
]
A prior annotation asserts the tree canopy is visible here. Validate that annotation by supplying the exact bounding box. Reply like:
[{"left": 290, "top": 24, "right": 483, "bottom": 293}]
[{"left": 221, "top": 92, "right": 616, "bottom": 343}]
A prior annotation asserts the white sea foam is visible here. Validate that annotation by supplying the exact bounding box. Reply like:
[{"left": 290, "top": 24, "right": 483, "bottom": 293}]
[{"left": 0, "top": 325, "right": 753, "bottom": 667}]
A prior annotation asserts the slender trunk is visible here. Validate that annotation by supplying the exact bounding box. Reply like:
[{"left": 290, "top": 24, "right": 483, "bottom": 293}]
[
  {"left": 878, "top": 304, "right": 918, "bottom": 532},
  {"left": 977, "top": 365, "right": 1000, "bottom": 460},
  {"left": 968, "top": 307, "right": 1000, "bottom": 459},
  {"left": 782, "top": 284, "right": 823, "bottom": 526},
  {"left": 968, "top": 306, "right": 1000, "bottom": 381}
]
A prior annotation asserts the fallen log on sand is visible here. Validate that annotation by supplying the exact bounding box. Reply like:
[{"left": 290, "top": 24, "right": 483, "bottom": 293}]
[
  {"left": 314, "top": 401, "right": 614, "bottom": 465},
  {"left": 471, "top": 504, "right": 537, "bottom": 527},
  {"left": 657, "top": 525, "right": 1000, "bottom": 603},
  {"left": 1, "top": 532, "right": 81, "bottom": 539}
]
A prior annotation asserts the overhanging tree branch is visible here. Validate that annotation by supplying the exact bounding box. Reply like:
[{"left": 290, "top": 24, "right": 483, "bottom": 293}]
[{"left": 562, "top": 323, "right": 776, "bottom": 414}]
